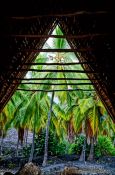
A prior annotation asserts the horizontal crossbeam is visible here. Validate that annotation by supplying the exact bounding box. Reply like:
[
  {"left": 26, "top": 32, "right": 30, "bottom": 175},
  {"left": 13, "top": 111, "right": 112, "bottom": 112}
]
[{"left": 17, "top": 88, "right": 95, "bottom": 92}]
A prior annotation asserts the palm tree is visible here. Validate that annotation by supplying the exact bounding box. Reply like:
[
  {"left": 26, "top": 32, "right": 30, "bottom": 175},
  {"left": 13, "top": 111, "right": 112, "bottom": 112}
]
[
  {"left": 3, "top": 90, "right": 29, "bottom": 156},
  {"left": 77, "top": 92, "right": 112, "bottom": 161},
  {"left": 42, "top": 91, "right": 54, "bottom": 166},
  {"left": 2, "top": 25, "right": 114, "bottom": 166},
  {"left": 0, "top": 97, "right": 14, "bottom": 156},
  {"left": 20, "top": 91, "right": 49, "bottom": 162},
  {"left": 51, "top": 100, "right": 67, "bottom": 140},
  {"left": 40, "top": 25, "right": 95, "bottom": 164}
]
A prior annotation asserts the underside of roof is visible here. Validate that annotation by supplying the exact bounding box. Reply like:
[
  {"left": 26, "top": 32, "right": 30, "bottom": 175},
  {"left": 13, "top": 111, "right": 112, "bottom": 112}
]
[{"left": 0, "top": 0, "right": 115, "bottom": 122}]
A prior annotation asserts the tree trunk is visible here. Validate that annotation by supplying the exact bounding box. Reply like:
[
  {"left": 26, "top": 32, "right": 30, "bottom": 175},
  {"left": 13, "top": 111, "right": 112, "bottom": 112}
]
[
  {"left": 42, "top": 91, "right": 54, "bottom": 166},
  {"left": 16, "top": 137, "right": 19, "bottom": 157},
  {"left": 79, "top": 135, "right": 86, "bottom": 163},
  {"left": 24, "top": 128, "right": 28, "bottom": 148},
  {"left": 79, "top": 120, "right": 86, "bottom": 163},
  {"left": 87, "top": 137, "right": 94, "bottom": 161},
  {"left": 113, "top": 138, "right": 115, "bottom": 146},
  {"left": 0, "top": 130, "right": 4, "bottom": 156},
  {"left": 29, "top": 116, "right": 36, "bottom": 162}
]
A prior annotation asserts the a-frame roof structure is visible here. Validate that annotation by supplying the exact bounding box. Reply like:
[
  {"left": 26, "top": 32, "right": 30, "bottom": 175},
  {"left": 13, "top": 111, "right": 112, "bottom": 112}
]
[{"left": 0, "top": 0, "right": 114, "bottom": 122}]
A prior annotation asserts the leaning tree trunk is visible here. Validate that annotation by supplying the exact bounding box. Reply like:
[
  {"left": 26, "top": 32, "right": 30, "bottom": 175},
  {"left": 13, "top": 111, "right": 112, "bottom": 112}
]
[
  {"left": 87, "top": 136, "right": 94, "bottom": 161},
  {"left": 79, "top": 120, "right": 86, "bottom": 163},
  {"left": 0, "top": 130, "right": 4, "bottom": 156},
  {"left": 42, "top": 91, "right": 54, "bottom": 166},
  {"left": 29, "top": 115, "right": 36, "bottom": 162}
]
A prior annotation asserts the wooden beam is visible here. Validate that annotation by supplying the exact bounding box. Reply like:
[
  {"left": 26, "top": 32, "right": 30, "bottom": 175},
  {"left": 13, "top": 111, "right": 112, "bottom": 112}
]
[
  {"left": 10, "top": 11, "right": 109, "bottom": 19},
  {"left": 25, "top": 48, "right": 93, "bottom": 53},
  {"left": 9, "top": 69, "right": 97, "bottom": 73},
  {"left": 23, "top": 61, "right": 92, "bottom": 66},
  {"left": 13, "top": 82, "right": 95, "bottom": 85},
  {"left": 9, "top": 33, "right": 109, "bottom": 39},
  {"left": 9, "top": 78, "right": 96, "bottom": 80},
  {"left": 17, "top": 88, "right": 95, "bottom": 92}
]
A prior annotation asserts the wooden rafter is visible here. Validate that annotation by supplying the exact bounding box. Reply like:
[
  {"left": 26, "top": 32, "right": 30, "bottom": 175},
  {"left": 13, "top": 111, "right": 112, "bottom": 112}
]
[
  {"left": 17, "top": 88, "right": 95, "bottom": 92},
  {"left": 10, "top": 11, "right": 109, "bottom": 19},
  {"left": 25, "top": 48, "right": 93, "bottom": 53},
  {"left": 9, "top": 33, "right": 109, "bottom": 39},
  {"left": 8, "top": 69, "right": 97, "bottom": 73},
  {"left": 23, "top": 62, "right": 93, "bottom": 65},
  {"left": 13, "top": 82, "right": 95, "bottom": 85},
  {"left": 8, "top": 78, "right": 98, "bottom": 81}
]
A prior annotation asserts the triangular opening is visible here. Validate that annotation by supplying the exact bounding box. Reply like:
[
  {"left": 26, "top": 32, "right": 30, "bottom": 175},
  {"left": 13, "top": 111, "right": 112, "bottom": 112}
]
[
  {"left": 19, "top": 25, "right": 94, "bottom": 92},
  {"left": 0, "top": 25, "right": 114, "bottom": 167}
]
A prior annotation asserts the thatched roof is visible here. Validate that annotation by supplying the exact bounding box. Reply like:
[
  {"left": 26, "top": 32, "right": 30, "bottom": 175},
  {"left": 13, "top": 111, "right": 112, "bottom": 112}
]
[{"left": 0, "top": 0, "right": 114, "bottom": 122}]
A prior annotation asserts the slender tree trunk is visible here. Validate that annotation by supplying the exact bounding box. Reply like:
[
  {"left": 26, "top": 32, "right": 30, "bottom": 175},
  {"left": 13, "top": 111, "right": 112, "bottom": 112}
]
[
  {"left": 24, "top": 128, "right": 28, "bottom": 148},
  {"left": 113, "top": 138, "right": 115, "bottom": 146},
  {"left": 29, "top": 116, "right": 36, "bottom": 162},
  {"left": 79, "top": 120, "right": 86, "bottom": 163},
  {"left": 0, "top": 130, "right": 4, "bottom": 156},
  {"left": 16, "top": 137, "right": 19, "bottom": 157},
  {"left": 87, "top": 137, "right": 94, "bottom": 161},
  {"left": 79, "top": 135, "right": 86, "bottom": 163},
  {"left": 42, "top": 91, "right": 54, "bottom": 166}
]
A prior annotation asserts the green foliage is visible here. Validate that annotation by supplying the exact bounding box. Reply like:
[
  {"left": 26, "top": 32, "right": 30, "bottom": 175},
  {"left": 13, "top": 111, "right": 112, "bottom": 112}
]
[
  {"left": 48, "top": 131, "right": 66, "bottom": 156},
  {"left": 8, "top": 162, "right": 16, "bottom": 169},
  {"left": 1, "top": 25, "right": 115, "bottom": 162},
  {"left": 35, "top": 131, "right": 45, "bottom": 155},
  {"left": 22, "top": 146, "right": 31, "bottom": 158},
  {"left": 35, "top": 128, "right": 84, "bottom": 157},
  {"left": 23, "top": 130, "right": 67, "bottom": 157},
  {"left": 94, "top": 135, "right": 115, "bottom": 158},
  {"left": 68, "top": 135, "right": 84, "bottom": 155},
  {"left": 35, "top": 130, "right": 67, "bottom": 156},
  {"left": 22, "top": 131, "right": 45, "bottom": 158}
]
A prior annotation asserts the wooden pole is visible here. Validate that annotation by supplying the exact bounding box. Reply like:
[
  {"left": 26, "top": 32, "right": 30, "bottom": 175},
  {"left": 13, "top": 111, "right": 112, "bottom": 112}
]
[
  {"left": 9, "top": 33, "right": 109, "bottom": 39},
  {"left": 13, "top": 82, "right": 96, "bottom": 85},
  {"left": 23, "top": 61, "right": 93, "bottom": 65},
  {"left": 8, "top": 77, "right": 98, "bottom": 81},
  {"left": 25, "top": 48, "right": 93, "bottom": 53},
  {"left": 9, "top": 69, "right": 97, "bottom": 73},
  {"left": 10, "top": 11, "right": 109, "bottom": 19},
  {"left": 17, "top": 88, "right": 95, "bottom": 92}
]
